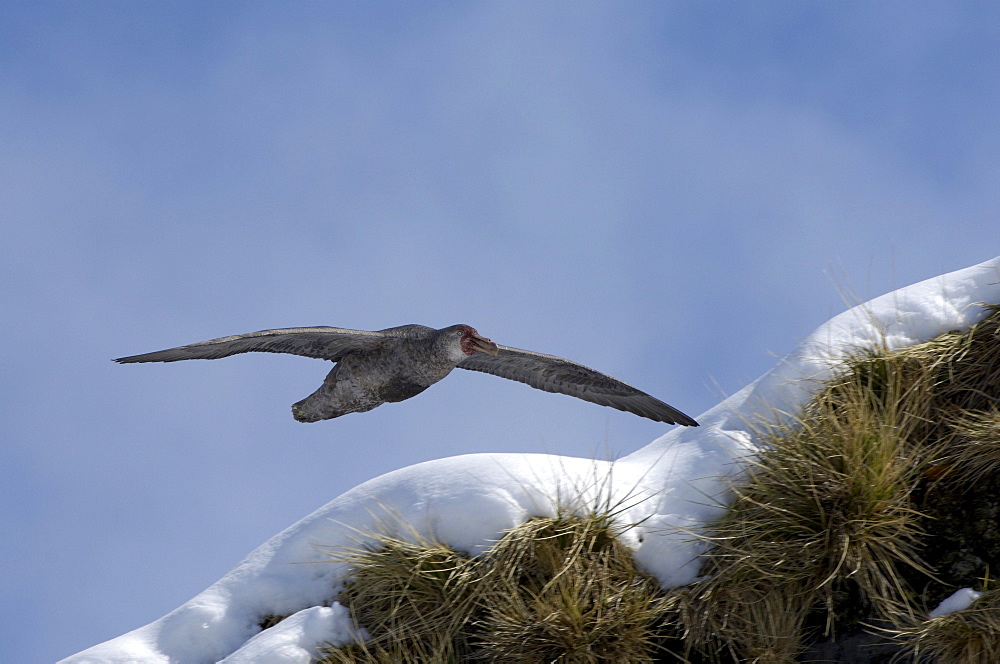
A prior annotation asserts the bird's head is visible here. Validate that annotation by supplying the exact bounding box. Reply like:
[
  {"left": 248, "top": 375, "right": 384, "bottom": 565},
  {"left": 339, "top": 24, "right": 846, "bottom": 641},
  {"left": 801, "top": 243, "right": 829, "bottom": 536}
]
[{"left": 441, "top": 324, "right": 499, "bottom": 359}]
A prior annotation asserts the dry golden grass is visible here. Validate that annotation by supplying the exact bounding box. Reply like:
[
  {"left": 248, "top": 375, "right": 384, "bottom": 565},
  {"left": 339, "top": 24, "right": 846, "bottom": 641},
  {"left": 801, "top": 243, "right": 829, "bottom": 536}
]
[
  {"left": 319, "top": 529, "right": 479, "bottom": 662},
  {"left": 940, "top": 407, "right": 1000, "bottom": 486},
  {"left": 890, "top": 589, "right": 1000, "bottom": 663},
  {"left": 318, "top": 508, "right": 674, "bottom": 663},
  {"left": 472, "top": 514, "right": 672, "bottom": 663},
  {"left": 679, "top": 306, "right": 1000, "bottom": 661}
]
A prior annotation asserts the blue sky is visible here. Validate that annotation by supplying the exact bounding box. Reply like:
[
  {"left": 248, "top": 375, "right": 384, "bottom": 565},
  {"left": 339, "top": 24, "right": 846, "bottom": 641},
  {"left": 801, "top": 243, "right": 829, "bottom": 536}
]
[{"left": 2, "top": 2, "right": 998, "bottom": 661}]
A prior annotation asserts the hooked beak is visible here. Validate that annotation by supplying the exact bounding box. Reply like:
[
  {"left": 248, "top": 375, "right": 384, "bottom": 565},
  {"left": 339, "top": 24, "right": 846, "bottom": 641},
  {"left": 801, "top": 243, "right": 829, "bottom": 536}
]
[{"left": 470, "top": 332, "right": 499, "bottom": 355}]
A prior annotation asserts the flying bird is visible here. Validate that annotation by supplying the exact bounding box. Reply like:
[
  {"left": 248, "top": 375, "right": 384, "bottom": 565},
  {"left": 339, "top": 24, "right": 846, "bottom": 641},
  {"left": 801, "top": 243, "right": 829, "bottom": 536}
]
[{"left": 115, "top": 324, "right": 698, "bottom": 426}]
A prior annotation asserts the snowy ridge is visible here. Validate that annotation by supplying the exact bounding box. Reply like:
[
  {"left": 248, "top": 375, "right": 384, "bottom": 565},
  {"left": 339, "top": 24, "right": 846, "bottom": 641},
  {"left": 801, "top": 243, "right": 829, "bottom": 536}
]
[{"left": 62, "top": 256, "right": 1000, "bottom": 663}]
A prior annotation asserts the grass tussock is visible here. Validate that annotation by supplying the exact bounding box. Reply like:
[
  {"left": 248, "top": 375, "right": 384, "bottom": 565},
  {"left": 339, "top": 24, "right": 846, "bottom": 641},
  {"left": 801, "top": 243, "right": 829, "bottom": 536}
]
[
  {"left": 310, "top": 305, "right": 1000, "bottom": 663},
  {"left": 473, "top": 514, "right": 671, "bottom": 663},
  {"left": 891, "top": 589, "right": 1000, "bottom": 663},
  {"left": 319, "top": 508, "right": 674, "bottom": 663},
  {"left": 942, "top": 407, "right": 1000, "bottom": 485},
  {"left": 679, "top": 352, "right": 939, "bottom": 661},
  {"left": 320, "top": 528, "right": 479, "bottom": 663},
  {"left": 680, "top": 305, "right": 1000, "bottom": 661}
]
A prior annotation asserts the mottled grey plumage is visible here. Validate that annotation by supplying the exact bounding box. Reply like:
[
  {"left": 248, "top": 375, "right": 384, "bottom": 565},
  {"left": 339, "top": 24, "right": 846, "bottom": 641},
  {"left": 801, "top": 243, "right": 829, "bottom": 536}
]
[{"left": 115, "top": 324, "right": 698, "bottom": 426}]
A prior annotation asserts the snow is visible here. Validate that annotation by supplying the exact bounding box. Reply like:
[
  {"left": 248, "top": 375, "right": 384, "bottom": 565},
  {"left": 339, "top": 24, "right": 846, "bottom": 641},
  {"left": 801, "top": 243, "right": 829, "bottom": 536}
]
[
  {"left": 61, "top": 255, "right": 1000, "bottom": 663},
  {"left": 930, "top": 588, "right": 984, "bottom": 618},
  {"left": 218, "top": 606, "right": 359, "bottom": 663}
]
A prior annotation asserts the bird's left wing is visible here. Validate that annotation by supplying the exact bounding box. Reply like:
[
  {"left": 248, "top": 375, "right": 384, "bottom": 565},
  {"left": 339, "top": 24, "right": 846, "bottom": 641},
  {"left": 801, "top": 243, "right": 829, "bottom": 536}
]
[
  {"left": 114, "top": 327, "right": 386, "bottom": 364},
  {"left": 457, "top": 346, "right": 698, "bottom": 426}
]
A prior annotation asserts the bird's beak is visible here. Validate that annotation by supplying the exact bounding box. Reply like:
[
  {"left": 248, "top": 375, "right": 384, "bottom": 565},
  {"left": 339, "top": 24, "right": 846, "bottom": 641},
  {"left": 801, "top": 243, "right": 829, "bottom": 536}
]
[{"left": 471, "top": 333, "right": 500, "bottom": 355}]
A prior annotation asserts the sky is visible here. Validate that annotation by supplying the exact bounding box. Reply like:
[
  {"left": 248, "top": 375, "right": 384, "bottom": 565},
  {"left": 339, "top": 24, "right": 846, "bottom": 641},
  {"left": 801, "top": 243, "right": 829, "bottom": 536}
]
[{"left": 1, "top": 2, "right": 998, "bottom": 661}]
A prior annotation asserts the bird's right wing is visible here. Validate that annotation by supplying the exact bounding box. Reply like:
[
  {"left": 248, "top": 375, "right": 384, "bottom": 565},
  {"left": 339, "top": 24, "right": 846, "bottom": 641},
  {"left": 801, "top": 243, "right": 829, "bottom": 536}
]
[{"left": 114, "top": 327, "right": 386, "bottom": 364}]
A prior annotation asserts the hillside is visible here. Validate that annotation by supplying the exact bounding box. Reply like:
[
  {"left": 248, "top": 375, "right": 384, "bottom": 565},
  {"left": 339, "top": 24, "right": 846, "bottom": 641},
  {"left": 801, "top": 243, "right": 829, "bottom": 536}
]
[{"left": 62, "top": 256, "right": 1000, "bottom": 663}]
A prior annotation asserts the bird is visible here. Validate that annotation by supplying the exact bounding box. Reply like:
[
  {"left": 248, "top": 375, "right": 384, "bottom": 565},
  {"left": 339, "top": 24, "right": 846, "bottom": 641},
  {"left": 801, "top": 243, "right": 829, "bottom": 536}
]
[{"left": 114, "top": 324, "right": 698, "bottom": 426}]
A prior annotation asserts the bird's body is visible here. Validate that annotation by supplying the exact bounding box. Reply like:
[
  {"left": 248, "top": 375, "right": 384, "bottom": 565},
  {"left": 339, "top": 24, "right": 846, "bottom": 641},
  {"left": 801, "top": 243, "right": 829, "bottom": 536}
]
[
  {"left": 289, "top": 325, "right": 464, "bottom": 422},
  {"left": 115, "top": 323, "right": 698, "bottom": 426}
]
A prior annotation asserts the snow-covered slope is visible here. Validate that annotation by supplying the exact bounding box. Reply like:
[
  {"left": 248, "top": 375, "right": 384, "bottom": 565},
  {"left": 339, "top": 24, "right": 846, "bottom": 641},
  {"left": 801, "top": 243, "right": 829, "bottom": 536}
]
[{"left": 62, "top": 255, "right": 1000, "bottom": 663}]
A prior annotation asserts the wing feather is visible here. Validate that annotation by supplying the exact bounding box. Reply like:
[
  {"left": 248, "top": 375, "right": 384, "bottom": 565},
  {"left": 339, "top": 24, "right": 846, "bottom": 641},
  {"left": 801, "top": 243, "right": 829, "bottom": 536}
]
[
  {"left": 114, "top": 326, "right": 386, "bottom": 364},
  {"left": 457, "top": 346, "right": 698, "bottom": 426}
]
